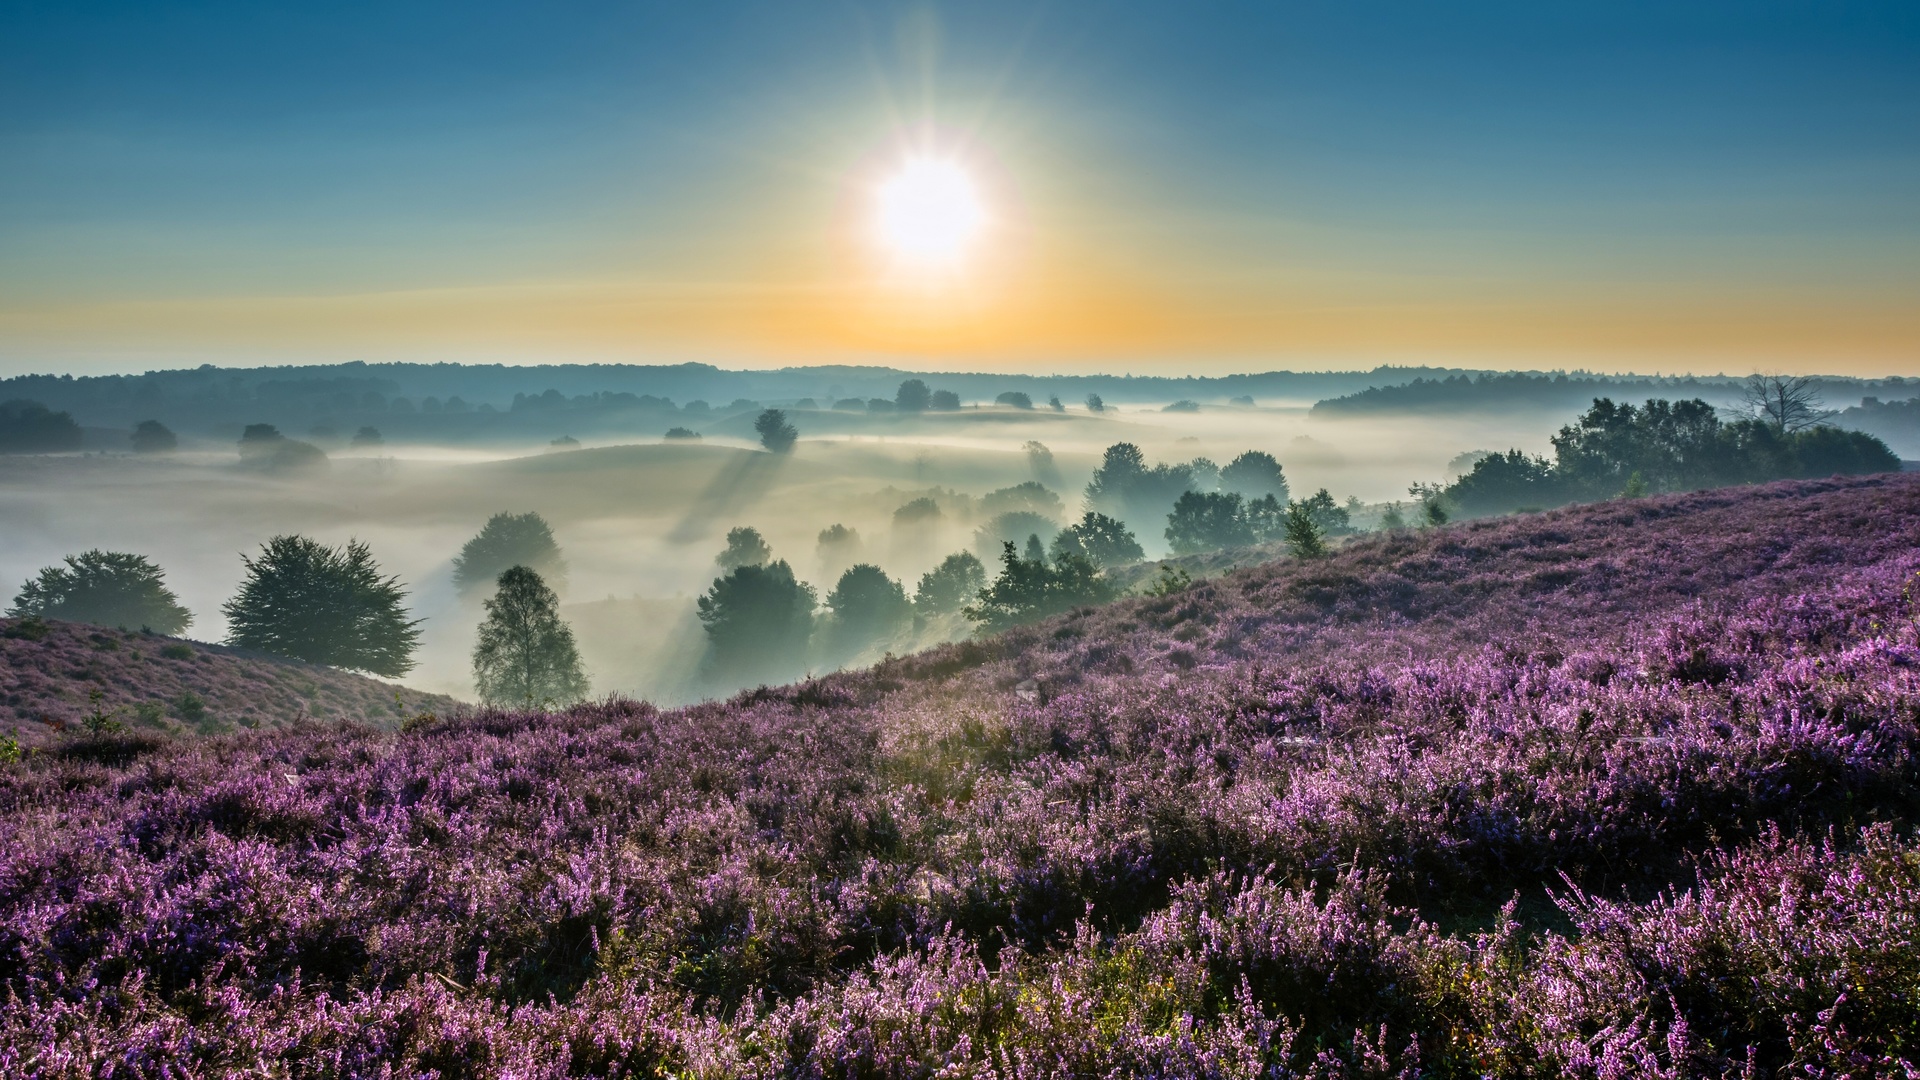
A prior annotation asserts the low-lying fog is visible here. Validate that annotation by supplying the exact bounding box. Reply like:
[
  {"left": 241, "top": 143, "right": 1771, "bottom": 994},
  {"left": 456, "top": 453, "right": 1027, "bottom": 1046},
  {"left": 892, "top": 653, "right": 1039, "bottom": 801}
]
[{"left": 0, "top": 404, "right": 1566, "bottom": 704}]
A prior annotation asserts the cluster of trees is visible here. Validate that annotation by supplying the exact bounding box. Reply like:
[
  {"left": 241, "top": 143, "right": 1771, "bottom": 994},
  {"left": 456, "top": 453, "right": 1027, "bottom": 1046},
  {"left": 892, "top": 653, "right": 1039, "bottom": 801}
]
[
  {"left": 1163, "top": 488, "right": 1354, "bottom": 555},
  {"left": 1443, "top": 385, "right": 1901, "bottom": 518},
  {"left": 0, "top": 399, "right": 83, "bottom": 454}
]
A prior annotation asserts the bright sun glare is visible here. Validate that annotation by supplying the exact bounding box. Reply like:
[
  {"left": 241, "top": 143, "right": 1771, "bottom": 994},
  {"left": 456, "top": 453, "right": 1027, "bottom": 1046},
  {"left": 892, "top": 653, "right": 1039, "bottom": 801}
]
[{"left": 873, "top": 157, "right": 985, "bottom": 269}]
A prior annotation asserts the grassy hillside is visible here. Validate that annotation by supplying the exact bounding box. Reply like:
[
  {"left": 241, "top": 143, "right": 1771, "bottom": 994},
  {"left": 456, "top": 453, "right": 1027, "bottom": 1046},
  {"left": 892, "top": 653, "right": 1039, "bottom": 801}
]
[
  {"left": 0, "top": 618, "right": 457, "bottom": 747},
  {"left": 3, "top": 473, "right": 1918, "bottom": 1075}
]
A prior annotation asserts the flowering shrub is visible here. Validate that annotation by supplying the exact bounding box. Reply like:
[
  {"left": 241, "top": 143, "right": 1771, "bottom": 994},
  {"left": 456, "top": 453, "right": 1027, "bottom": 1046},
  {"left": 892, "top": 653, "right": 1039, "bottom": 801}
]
[{"left": 3, "top": 473, "right": 1919, "bottom": 1076}]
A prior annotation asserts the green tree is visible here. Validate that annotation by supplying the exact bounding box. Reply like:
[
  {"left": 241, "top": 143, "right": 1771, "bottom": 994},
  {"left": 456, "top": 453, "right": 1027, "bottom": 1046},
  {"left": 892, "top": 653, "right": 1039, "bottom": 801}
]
[
  {"left": 755, "top": 408, "right": 798, "bottom": 453},
  {"left": 716, "top": 526, "right": 772, "bottom": 571},
  {"left": 9, "top": 551, "right": 192, "bottom": 634},
  {"left": 1220, "top": 450, "right": 1288, "bottom": 501},
  {"left": 1409, "top": 483, "right": 1451, "bottom": 527},
  {"left": 130, "top": 420, "right": 177, "bottom": 453},
  {"left": 929, "top": 389, "right": 962, "bottom": 410},
  {"left": 965, "top": 541, "right": 1116, "bottom": 632},
  {"left": 914, "top": 551, "right": 987, "bottom": 615},
  {"left": 453, "top": 511, "right": 566, "bottom": 594},
  {"left": 471, "top": 566, "right": 588, "bottom": 707},
  {"left": 1085, "top": 393, "right": 1105, "bottom": 413},
  {"left": 696, "top": 560, "right": 815, "bottom": 682},
  {"left": 895, "top": 379, "right": 932, "bottom": 412},
  {"left": 995, "top": 391, "right": 1034, "bottom": 409},
  {"left": 825, "top": 564, "right": 912, "bottom": 656},
  {"left": 1050, "top": 511, "right": 1145, "bottom": 567},
  {"left": 980, "top": 481, "right": 1063, "bottom": 519},
  {"left": 1165, "top": 491, "right": 1254, "bottom": 554},
  {"left": 1282, "top": 500, "right": 1327, "bottom": 558},
  {"left": 223, "top": 536, "right": 422, "bottom": 675},
  {"left": 1296, "top": 488, "right": 1352, "bottom": 535}
]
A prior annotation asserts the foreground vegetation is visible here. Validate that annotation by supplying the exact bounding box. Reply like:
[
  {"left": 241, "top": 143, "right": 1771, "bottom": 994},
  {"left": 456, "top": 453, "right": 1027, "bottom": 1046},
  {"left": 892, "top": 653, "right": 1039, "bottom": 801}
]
[{"left": 3, "top": 474, "right": 1917, "bottom": 1076}]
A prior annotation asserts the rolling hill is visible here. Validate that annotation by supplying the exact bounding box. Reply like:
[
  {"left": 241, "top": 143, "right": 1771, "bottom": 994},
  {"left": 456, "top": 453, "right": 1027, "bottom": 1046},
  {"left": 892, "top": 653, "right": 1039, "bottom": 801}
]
[
  {"left": 3, "top": 473, "right": 1918, "bottom": 1076},
  {"left": 0, "top": 617, "right": 457, "bottom": 748}
]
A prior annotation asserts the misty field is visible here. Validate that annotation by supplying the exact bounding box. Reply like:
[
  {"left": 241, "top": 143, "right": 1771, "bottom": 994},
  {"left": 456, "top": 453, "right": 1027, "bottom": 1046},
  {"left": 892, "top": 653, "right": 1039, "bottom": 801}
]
[
  {"left": 0, "top": 402, "right": 1543, "bottom": 706},
  {"left": 3, "top": 473, "right": 1917, "bottom": 1076}
]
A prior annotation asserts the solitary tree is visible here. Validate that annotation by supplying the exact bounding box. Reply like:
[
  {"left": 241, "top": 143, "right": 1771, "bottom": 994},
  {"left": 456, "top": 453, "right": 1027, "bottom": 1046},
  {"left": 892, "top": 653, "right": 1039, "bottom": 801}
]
[
  {"left": 995, "top": 391, "right": 1034, "bottom": 409},
  {"left": 755, "top": 408, "right": 798, "bottom": 453},
  {"left": 914, "top": 551, "right": 987, "bottom": 615},
  {"left": 1023, "top": 440, "right": 1061, "bottom": 486},
  {"left": 975, "top": 511, "right": 1059, "bottom": 559},
  {"left": 351, "top": 426, "right": 384, "bottom": 447},
  {"left": 453, "top": 511, "right": 566, "bottom": 594},
  {"left": 223, "top": 536, "right": 422, "bottom": 675},
  {"left": 237, "top": 423, "right": 327, "bottom": 472},
  {"left": 929, "top": 389, "right": 962, "bottom": 410},
  {"left": 1282, "top": 501, "right": 1327, "bottom": 559},
  {"left": 1296, "top": 488, "right": 1352, "bottom": 535},
  {"left": 471, "top": 566, "right": 588, "bottom": 707},
  {"left": 696, "top": 560, "right": 815, "bottom": 682},
  {"left": 717, "top": 526, "right": 773, "bottom": 571},
  {"left": 825, "top": 564, "right": 912, "bottom": 656},
  {"left": 9, "top": 550, "right": 192, "bottom": 634},
  {"left": 130, "top": 420, "right": 178, "bottom": 453},
  {"left": 1050, "top": 512, "right": 1144, "bottom": 567},
  {"left": 895, "top": 379, "right": 932, "bottom": 412},
  {"left": 1048, "top": 395, "right": 1065, "bottom": 411},
  {"left": 1743, "top": 374, "right": 1827, "bottom": 433},
  {"left": 1085, "top": 394, "right": 1105, "bottom": 413}
]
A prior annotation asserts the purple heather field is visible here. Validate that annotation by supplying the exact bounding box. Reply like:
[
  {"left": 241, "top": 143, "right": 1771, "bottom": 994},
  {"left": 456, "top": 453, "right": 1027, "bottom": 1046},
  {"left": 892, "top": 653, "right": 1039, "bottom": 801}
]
[{"left": 4, "top": 473, "right": 1920, "bottom": 1078}]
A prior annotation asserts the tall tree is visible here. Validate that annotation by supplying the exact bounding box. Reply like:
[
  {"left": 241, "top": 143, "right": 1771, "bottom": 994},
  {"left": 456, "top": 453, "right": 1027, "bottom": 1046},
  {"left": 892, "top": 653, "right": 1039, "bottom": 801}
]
[
  {"left": 895, "top": 379, "right": 932, "bottom": 412},
  {"left": 696, "top": 559, "right": 815, "bottom": 682},
  {"left": 9, "top": 551, "right": 192, "bottom": 634},
  {"left": 453, "top": 511, "right": 566, "bottom": 594},
  {"left": 914, "top": 551, "right": 987, "bottom": 616},
  {"left": 1165, "top": 491, "right": 1254, "bottom": 554},
  {"left": 755, "top": 408, "right": 798, "bottom": 453},
  {"left": 223, "top": 536, "right": 422, "bottom": 675},
  {"left": 1743, "top": 374, "right": 1827, "bottom": 434},
  {"left": 825, "top": 564, "right": 912, "bottom": 656},
  {"left": 471, "top": 566, "right": 588, "bottom": 707},
  {"left": 1282, "top": 501, "right": 1328, "bottom": 559},
  {"left": 1220, "top": 451, "right": 1289, "bottom": 501},
  {"left": 1049, "top": 512, "right": 1145, "bottom": 567}
]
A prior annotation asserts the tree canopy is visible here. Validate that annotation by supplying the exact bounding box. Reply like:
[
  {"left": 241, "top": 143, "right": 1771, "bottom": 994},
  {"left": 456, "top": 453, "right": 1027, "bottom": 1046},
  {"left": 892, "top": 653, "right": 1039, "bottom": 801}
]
[
  {"left": 9, "top": 551, "right": 192, "bottom": 634},
  {"left": 755, "top": 409, "right": 798, "bottom": 453},
  {"left": 1165, "top": 492, "right": 1255, "bottom": 555},
  {"left": 0, "top": 400, "right": 82, "bottom": 454},
  {"left": 453, "top": 511, "right": 566, "bottom": 594},
  {"left": 965, "top": 542, "right": 1117, "bottom": 633},
  {"left": 914, "top": 551, "right": 987, "bottom": 616},
  {"left": 471, "top": 565, "right": 588, "bottom": 708},
  {"left": 129, "top": 420, "right": 177, "bottom": 453},
  {"left": 1220, "top": 451, "right": 1289, "bottom": 501},
  {"left": 716, "top": 526, "right": 773, "bottom": 571},
  {"left": 824, "top": 563, "right": 911, "bottom": 657},
  {"left": 696, "top": 559, "right": 815, "bottom": 683},
  {"left": 1050, "top": 511, "right": 1145, "bottom": 567},
  {"left": 223, "top": 536, "right": 422, "bottom": 675},
  {"left": 895, "top": 379, "right": 931, "bottom": 412}
]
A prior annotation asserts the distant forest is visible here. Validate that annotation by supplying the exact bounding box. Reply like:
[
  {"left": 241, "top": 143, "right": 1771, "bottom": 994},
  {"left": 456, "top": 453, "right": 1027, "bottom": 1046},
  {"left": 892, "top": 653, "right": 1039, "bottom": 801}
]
[{"left": 1, "top": 361, "right": 1916, "bottom": 452}]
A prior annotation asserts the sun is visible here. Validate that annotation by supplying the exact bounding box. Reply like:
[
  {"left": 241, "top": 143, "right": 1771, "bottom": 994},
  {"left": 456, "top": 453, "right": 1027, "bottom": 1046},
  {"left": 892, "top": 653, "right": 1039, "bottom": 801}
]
[{"left": 872, "top": 157, "right": 986, "bottom": 269}]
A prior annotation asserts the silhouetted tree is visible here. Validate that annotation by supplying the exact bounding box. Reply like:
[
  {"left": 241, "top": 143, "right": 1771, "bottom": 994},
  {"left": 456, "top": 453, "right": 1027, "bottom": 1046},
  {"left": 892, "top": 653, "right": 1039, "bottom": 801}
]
[
  {"left": 1282, "top": 501, "right": 1327, "bottom": 558},
  {"left": 1743, "top": 374, "right": 1827, "bottom": 434},
  {"left": 892, "top": 497, "right": 943, "bottom": 527},
  {"left": 929, "top": 389, "right": 962, "bottom": 410},
  {"left": 995, "top": 391, "right": 1034, "bottom": 409},
  {"left": 1050, "top": 512, "right": 1144, "bottom": 567},
  {"left": 454, "top": 511, "right": 566, "bottom": 594},
  {"left": 0, "top": 400, "right": 83, "bottom": 454},
  {"left": 816, "top": 524, "right": 861, "bottom": 582},
  {"left": 825, "top": 563, "right": 911, "bottom": 656},
  {"left": 9, "top": 551, "right": 192, "bottom": 634},
  {"left": 1296, "top": 488, "right": 1352, "bottom": 535},
  {"left": 965, "top": 542, "right": 1116, "bottom": 632},
  {"left": 352, "top": 426, "right": 384, "bottom": 447},
  {"left": 129, "top": 420, "right": 177, "bottom": 453},
  {"left": 895, "top": 379, "right": 932, "bottom": 412},
  {"left": 1048, "top": 395, "right": 1064, "bottom": 411},
  {"left": 1409, "top": 483, "right": 1451, "bottom": 527},
  {"left": 663, "top": 427, "right": 701, "bottom": 440},
  {"left": 717, "top": 526, "right": 772, "bottom": 571},
  {"left": 914, "top": 551, "right": 987, "bottom": 615},
  {"left": 1086, "top": 442, "right": 1196, "bottom": 528},
  {"left": 1165, "top": 491, "right": 1254, "bottom": 554},
  {"left": 1085, "top": 393, "right": 1105, "bottom": 413},
  {"left": 471, "top": 566, "right": 588, "bottom": 707},
  {"left": 756, "top": 408, "right": 798, "bottom": 453},
  {"left": 696, "top": 559, "right": 815, "bottom": 682},
  {"left": 1220, "top": 451, "right": 1289, "bottom": 501},
  {"left": 237, "top": 423, "right": 327, "bottom": 472},
  {"left": 223, "top": 536, "right": 422, "bottom": 675}
]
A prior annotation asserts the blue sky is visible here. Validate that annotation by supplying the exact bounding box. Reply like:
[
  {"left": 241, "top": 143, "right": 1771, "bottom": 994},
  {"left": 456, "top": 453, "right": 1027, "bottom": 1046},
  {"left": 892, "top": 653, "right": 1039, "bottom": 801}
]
[{"left": 2, "top": 1, "right": 1916, "bottom": 374}]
